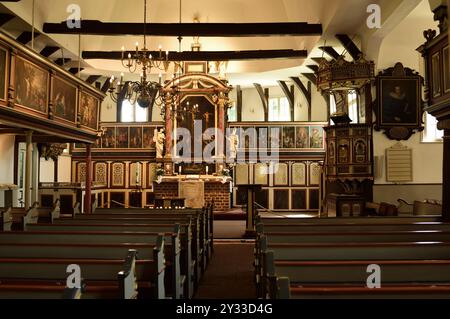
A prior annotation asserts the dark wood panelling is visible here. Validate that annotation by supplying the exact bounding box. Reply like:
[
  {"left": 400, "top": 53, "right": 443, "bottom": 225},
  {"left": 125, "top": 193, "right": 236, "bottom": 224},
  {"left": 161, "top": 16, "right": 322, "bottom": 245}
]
[
  {"left": 309, "top": 189, "right": 320, "bottom": 210},
  {"left": 292, "top": 190, "right": 307, "bottom": 209},
  {"left": 274, "top": 190, "right": 289, "bottom": 209}
]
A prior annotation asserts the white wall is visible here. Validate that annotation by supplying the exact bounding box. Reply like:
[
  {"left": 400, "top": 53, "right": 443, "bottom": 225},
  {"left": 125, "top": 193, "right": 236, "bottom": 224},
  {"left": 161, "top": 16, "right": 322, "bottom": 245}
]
[
  {"left": 237, "top": 83, "right": 327, "bottom": 123},
  {"left": 372, "top": 0, "right": 443, "bottom": 202},
  {"left": 0, "top": 135, "right": 15, "bottom": 206}
]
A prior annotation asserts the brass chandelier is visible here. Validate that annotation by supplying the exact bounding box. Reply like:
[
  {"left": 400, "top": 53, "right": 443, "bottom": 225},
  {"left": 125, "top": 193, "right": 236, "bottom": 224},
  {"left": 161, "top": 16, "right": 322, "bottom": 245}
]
[{"left": 108, "top": 0, "right": 169, "bottom": 109}]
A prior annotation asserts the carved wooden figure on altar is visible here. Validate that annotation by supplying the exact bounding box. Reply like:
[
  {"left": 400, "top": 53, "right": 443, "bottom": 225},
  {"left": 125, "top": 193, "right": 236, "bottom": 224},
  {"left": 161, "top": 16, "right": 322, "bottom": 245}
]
[
  {"left": 153, "top": 128, "right": 165, "bottom": 159},
  {"left": 227, "top": 127, "right": 239, "bottom": 159}
]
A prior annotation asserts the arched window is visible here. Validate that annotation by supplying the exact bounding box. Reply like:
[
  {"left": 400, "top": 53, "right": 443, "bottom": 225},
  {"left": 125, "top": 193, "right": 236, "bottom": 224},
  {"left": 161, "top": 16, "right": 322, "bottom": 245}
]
[{"left": 120, "top": 99, "right": 148, "bottom": 122}]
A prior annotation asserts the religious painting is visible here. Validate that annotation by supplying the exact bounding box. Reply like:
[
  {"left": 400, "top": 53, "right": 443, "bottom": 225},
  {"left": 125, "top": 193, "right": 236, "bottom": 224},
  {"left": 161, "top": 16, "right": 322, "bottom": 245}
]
[
  {"left": 282, "top": 127, "right": 295, "bottom": 148},
  {"left": 338, "top": 139, "right": 350, "bottom": 164},
  {"left": 79, "top": 91, "right": 99, "bottom": 130},
  {"left": 375, "top": 63, "right": 423, "bottom": 140},
  {"left": 269, "top": 127, "right": 281, "bottom": 149},
  {"left": 14, "top": 56, "right": 48, "bottom": 114},
  {"left": 143, "top": 127, "right": 155, "bottom": 148},
  {"left": 257, "top": 127, "right": 268, "bottom": 148},
  {"left": 129, "top": 127, "right": 143, "bottom": 148},
  {"left": 116, "top": 127, "right": 129, "bottom": 148},
  {"left": 52, "top": 77, "right": 77, "bottom": 123},
  {"left": 0, "top": 48, "right": 7, "bottom": 101},
  {"left": 102, "top": 127, "right": 116, "bottom": 148},
  {"left": 295, "top": 127, "right": 309, "bottom": 149},
  {"left": 309, "top": 126, "right": 324, "bottom": 149}
]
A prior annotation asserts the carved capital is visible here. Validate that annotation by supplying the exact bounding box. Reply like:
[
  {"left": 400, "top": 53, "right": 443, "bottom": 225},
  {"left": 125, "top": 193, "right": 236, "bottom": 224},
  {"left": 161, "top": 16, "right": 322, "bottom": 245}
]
[{"left": 38, "top": 143, "right": 67, "bottom": 161}]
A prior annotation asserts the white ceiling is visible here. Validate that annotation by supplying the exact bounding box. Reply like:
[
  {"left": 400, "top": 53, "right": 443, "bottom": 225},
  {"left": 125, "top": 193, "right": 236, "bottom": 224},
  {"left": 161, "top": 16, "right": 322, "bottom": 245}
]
[{"left": 0, "top": 0, "right": 430, "bottom": 87}]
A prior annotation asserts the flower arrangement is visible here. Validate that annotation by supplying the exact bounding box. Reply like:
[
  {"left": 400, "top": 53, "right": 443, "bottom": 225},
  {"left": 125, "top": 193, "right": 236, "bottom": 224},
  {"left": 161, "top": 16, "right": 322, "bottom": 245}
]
[{"left": 221, "top": 167, "right": 231, "bottom": 177}]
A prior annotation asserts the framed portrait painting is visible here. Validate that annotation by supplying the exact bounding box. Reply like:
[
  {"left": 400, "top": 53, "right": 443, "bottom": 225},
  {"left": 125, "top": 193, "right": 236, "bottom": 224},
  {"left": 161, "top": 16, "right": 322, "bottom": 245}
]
[
  {"left": 14, "top": 56, "right": 49, "bottom": 114},
  {"left": 52, "top": 76, "right": 77, "bottom": 123},
  {"left": 375, "top": 62, "right": 424, "bottom": 140}
]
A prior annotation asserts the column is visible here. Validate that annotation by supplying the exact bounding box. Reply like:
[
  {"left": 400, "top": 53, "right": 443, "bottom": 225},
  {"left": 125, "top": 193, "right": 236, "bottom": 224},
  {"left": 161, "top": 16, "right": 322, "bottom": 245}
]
[
  {"left": 217, "top": 92, "right": 226, "bottom": 157},
  {"left": 31, "top": 143, "right": 39, "bottom": 204},
  {"left": 164, "top": 92, "right": 173, "bottom": 159},
  {"left": 442, "top": 128, "right": 450, "bottom": 221},
  {"left": 84, "top": 144, "right": 92, "bottom": 214},
  {"left": 24, "top": 131, "right": 33, "bottom": 210}
]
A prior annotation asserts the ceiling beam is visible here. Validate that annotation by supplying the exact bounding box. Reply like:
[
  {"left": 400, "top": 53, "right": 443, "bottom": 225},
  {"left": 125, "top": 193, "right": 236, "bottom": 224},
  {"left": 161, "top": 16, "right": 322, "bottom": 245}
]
[
  {"left": 69, "top": 67, "right": 84, "bottom": 75},
  {"left": 291, "top": 77, "right": 312, "bottom": 120},
  {"left": 16, "top": 31, "right": 41, "bottom": 45},
  {"left": 301, "top": 73, "right": 317, "bottom": 84},
  {"left": 277, "top": 81, "right": 295, "bottom": 117},
  {"left": 101, "top": 79, "right": 111, "bottom": 93},
  {"left": 40, "top": 46, "right": 60, "bottom": 58},
  {"left": 0, "top": 13, "right": 15, "bottom": 27},
  {"left": 335, "top": 34, "right": 362, "bottom": 61},
  {"left": 54, "top": 58, "right": 71, "bottom": 66},
  {"left": 82, "top": 49, "right": 308, "bottom": 61},
  {"left": 253, "top": 83, "right": 268, "bottom": 122},
  {"left": 318, "top": 46, "right": 341, "bottom": 60},
  {"left": 311, "top": 57, "right": 327, "bottom": 65},
  {"left": 43, "top": 21, "right": 322, "bottom": 37},
  {"left": 306, "top": 65, "right": 319, "bottom": 73},
  {"left": 86, "top": 75, "right": 102, "bottom": 84}
]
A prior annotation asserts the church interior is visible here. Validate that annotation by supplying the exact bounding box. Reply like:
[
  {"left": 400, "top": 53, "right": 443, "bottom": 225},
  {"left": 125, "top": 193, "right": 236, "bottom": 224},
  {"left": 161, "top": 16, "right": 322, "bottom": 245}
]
[{"left": 0, "top": 0, "right": 449, "bottom": 301}]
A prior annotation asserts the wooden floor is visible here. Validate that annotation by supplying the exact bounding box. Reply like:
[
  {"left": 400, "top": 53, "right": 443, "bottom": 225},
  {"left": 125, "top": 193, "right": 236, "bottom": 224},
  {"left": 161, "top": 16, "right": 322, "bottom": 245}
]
[{"left": 194, "top": 241, "right": 256, "bottom": 299}]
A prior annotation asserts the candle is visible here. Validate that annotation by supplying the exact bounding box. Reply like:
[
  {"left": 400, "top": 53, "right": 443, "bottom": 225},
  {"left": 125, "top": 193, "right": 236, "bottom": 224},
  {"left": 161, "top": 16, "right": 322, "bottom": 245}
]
[
  {"left": 206, "top": 166, "right": 209, "bottom": 175},
  {"left": 135, "top": 42, "right": 139, "bottom": 52},
  {"left": 159, "top": 73, "right": 162, "bottom": 85},
  {"left": 120, "top": 72, "right": 124, "bottom": 83},
  {"left": 179, "top": 166, "right": 182, "bottom": 175}
]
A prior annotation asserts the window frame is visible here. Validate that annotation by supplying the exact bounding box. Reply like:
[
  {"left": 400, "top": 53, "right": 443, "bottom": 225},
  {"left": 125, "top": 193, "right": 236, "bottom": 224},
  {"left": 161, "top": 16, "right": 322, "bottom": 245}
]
[
  {"left": 268, "top": 96, "right": 291, "bottom": 122},
  {"left": 120, "top": 99, "right": 149, "bottom": 123}
]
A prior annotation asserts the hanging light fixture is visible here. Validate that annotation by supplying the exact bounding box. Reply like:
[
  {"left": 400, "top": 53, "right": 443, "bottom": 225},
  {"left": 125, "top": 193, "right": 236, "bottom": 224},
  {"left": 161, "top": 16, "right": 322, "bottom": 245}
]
[{"left": 108, "top": 0, "right": 168, "bottom": 109}]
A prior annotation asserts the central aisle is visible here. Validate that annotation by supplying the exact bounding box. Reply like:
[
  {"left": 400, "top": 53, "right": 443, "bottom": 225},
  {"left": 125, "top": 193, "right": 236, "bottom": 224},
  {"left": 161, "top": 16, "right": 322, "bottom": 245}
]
[{"left": 194, "top": 241, "right": 256, "bottom": 299}]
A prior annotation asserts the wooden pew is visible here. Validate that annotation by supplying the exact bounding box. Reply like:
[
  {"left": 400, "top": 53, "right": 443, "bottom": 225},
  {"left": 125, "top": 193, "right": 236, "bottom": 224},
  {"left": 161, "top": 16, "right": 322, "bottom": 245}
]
[
  {"left": 25, "top": 223, "right": 190, "bottom": 299},
  {"left": 265, "top": 251, "right": 450, "bottom": 298},
  {"left": 13, "top": 225, "right": 184, "bottom": 299},
  {"left": 55, "top": 215, "right": 200, "bottom": 296},
  {"left": 0, "top": 203, "right": 39, "bottom": 230},
  {"left": 256, "top": 215, "right": 442, "bottom": 225},
  {"left": 35, "top": 199, "right": 61, "bottom": 223},
  {"left": 0, "top": 248, "right": 163, "bottom": 299},
  {"left": 276, "top": 278, "right": 450, "bottom": 299},
  {"left": 76, "top": 208, "right": 210, "bottom": 276}
]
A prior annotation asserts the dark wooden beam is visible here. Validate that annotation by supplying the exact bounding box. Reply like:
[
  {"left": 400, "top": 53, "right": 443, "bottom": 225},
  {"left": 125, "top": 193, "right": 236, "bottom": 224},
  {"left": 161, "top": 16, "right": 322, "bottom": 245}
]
[
  {"left": 254, "top": 83, "right": 268, "bottom": 121},
  {"left": 0, "top": 13, "right": 15, "bottom": 27},
  {"left": 82, "top": 49, "right": 308, "bottom": 61},
  {"left": 302, "top": 73, "right": 317, "bottom": 84},
  {"left": 40, "top": 46, "right": 60, "bottom": 57},
  {"left": 44, "top": 20, "right": 322, "bottom": 37},
  {"left": 319, "top": 46, "right": 341, "bottom": 60},
  {"left": 278, "top": 81, "right": 295, "bottom": 120},
  {"left": 95, "top": 82, "right": 102, "bottom": 90},
  {"left": 306, "top": 65, "right": 319, "bottom": 73},
  {"left": 291, "top": 77, "right": 312, "bottom": 120},
  {"left": 101, "top": 79, "right": 111, "bottom": 93},
  {"left": 54, "top": 58, "right": 71, "bottom": 66},
  {"left": 311, "top": 57, "right": 327, "bottom": 65},
  {"left": 236, "top": 85, "right": 242, "bottom": 122},
  {"left": 335, "top": 34, "right": 362, "bottom": 61},
  {"left": 86, "top": 75, "right": 102, "bottom": 84},
  {"left": 16, "top": 31, "right": 41, "bottom": 45},
  {"left": 69, "top": 67, "right": 84, "bottom": 75}
]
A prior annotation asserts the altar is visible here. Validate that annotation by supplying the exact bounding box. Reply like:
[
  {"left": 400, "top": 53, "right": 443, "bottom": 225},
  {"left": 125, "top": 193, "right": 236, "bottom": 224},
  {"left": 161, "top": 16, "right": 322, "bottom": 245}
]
[{"left": 154, "top": 175, "right": 232, "bottom": 211}]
